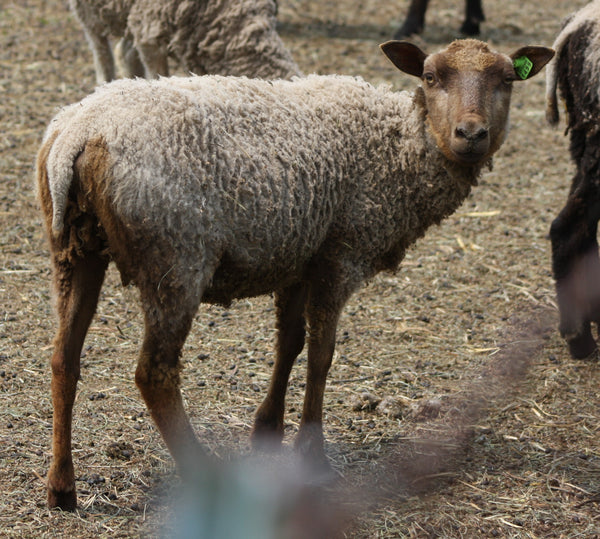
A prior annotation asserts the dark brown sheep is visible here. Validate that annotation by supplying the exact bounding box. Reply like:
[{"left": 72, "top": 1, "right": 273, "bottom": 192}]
[{"left": 546, "top": 1, "right": 600, "bottom": 358}]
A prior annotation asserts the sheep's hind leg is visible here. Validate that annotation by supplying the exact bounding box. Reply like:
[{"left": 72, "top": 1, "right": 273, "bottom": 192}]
[
  {"left": 550, "top": 184, "right": 600, "bottom": 359},
  {"left": 252, "top": 283, "right": 307, "bottom": 450},
  {"left": 135, "top": 299, "right": 204, "bottom": 472},
  {"left": 47, "top": 252, "right": 108, "bottom": 510}
]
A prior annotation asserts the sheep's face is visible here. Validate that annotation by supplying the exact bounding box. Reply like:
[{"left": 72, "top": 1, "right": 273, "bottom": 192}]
[{"left": 381, "top": 39, "right": 554, "bottom": 167}]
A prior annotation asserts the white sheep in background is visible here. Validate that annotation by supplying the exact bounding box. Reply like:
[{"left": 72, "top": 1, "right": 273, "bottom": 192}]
[
  {"left": 70, "top": 0, "right": 301, "bottom": 83},
  {"left": 37, "top": 38, "right": 553, "bottom": 510}
]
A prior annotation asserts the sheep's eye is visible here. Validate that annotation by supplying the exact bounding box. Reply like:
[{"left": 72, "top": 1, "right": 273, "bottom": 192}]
[
  {"left": 503, "top": 74, "right": 515, "bottom": 85},
  {"left": 423, "top": 73, "right": 435, "bottom": 85}
]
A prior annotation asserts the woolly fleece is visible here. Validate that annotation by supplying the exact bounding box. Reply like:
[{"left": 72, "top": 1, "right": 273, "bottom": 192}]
[
  {"left": 70, "top": 0, "right": 301, "bottom": 80},
  {"left": 42, "top": 73, "right": 481, "bottom": 307}
]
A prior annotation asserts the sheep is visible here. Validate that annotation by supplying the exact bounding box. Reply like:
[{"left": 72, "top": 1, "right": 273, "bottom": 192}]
[
  {"left": 37, "top": 38, "right": 553, "bottom": 510},
  {"left": 394, "top": 0, "right": 485, "bottom": 39},
  {"left": 69, "top": 0, "right": 301, "bottom": 83},
  {"left": 546, "top": 1, "right": 600, "bottom": 359}
]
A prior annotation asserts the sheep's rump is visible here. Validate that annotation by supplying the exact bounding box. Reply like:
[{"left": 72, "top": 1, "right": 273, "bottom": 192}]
[
  {"left": 43, "top": 75, "right": 422, "bottom": 302},
  {"left": 546, "top": 1, "right": 600, "bottom": 125}
]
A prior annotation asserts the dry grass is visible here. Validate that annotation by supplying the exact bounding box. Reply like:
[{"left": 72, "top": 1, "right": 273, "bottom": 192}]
[{"left": 1, "top": 0, "right": 599, "bottom": 536}]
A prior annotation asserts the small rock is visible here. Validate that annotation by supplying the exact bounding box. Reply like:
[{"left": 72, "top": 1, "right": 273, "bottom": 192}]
[
  {"left": 350, "top": 392, "right": 381, "bottom": 412},
  {"left": 376, "top": 396, "right": 408, "bottom": 418},
  {"left": 414, "top": 398, "right": 442, "bottom": 420}
]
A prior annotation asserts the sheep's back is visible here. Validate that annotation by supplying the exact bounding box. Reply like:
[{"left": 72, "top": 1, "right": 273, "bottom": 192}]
[{"left": 47, "top": 75, "right": 423, "bottom": 302}]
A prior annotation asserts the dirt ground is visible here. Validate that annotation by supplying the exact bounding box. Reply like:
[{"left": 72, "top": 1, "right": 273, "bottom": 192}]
[{"left": 1, "top": 0, "right": 599, "bottom": 537}]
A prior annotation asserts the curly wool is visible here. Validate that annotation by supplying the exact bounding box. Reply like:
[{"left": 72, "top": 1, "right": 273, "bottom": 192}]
[
  {"left": 70, "top": 0, "right": 301, "bottom": 79},
  {"left": 43, "top": 74, "right": 481, "bottom": 307}
]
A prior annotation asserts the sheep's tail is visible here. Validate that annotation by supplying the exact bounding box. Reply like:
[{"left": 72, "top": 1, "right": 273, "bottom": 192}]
[{"left": 37, "top": 124, "right": 89, "bottom": 233}]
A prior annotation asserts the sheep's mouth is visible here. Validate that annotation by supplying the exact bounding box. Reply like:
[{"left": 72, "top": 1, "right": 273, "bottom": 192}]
[{"left": 451, "top": 149, "right": 487, "bottom": 165}]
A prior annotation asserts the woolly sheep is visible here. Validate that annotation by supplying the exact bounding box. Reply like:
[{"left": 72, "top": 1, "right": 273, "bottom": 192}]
[
  {"left": 37, "top": 38, "right": 553, "bottom": 510},
  {"left": 394, "top": 0, "right": 485, "bottom": 39},
  {"left": 546, "top": 0, "right": 600, "bottom": 358},
  {"left": 70, "top": 0, "right": 301, "bottom": 83}
]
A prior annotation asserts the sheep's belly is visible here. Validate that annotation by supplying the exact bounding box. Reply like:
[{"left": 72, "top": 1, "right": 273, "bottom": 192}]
[{"left": 201, "top": 252, "right": 308, "bottom": 305}]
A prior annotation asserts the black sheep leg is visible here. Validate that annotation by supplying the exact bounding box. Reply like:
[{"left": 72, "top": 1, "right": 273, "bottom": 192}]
[{"left": 550, "top": 171, "right": 600, "bottom": 358}]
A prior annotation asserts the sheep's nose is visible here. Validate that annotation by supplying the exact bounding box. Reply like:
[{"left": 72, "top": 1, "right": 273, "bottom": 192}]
[{"left": 455, "top": 122, "right": 488, "bottom": 142}]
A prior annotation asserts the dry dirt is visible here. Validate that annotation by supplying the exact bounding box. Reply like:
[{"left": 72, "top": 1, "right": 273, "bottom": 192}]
[{"left": 1, "top": 0, "right": 599, "bottom": 537}]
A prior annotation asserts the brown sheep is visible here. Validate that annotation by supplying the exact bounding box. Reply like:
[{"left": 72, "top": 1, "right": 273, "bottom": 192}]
[{"left": 37, "top": 39, "right": 553, "bottom": 510}]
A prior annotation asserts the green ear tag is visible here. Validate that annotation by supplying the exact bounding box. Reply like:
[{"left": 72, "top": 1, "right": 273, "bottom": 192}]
[{"left": 513, "top": 56, "right": 533, "bottom": 80}]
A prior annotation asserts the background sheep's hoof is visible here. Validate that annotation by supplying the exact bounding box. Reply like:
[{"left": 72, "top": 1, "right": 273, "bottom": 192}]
[
  {"left": 459, "top": 19, "right": 481, "bottom": 35},
  {"left": 48, "top": 487, "right": 77, "bottom": 511},
  {"left": 393, "top": 19, "right": 423, "bottom": 39}
]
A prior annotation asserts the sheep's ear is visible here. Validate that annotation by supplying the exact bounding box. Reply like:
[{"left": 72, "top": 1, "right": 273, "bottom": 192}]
[
  {"left": 380, "top": 40, "right": 427, "bottom": 78},
  {"left": 510, "top": 46, "right": 555, "bottom": 80}
]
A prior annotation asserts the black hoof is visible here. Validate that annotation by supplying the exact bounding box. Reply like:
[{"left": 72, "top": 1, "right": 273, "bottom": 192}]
[
  {"left": 459, "top": 19, "right": 481, "bottom": 35},
  {"left": 393, "top": 21, "right": 423, "bottom": 39},
  {"left": 565, "top": 326, "right": 597, "bottom": 359},
  {"left": 48, "top": 488, "right": 77, "bottom": 511}
]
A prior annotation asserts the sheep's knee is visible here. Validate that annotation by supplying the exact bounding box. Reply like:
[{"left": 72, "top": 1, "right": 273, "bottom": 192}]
[{"left": 135, "top": 358, "right": 182, "bottom": 403}]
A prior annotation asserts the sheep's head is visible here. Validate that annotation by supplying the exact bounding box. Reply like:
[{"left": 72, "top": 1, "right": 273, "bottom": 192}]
[{"left": 381, "top": 39, "right": 554, "bottom": 166}]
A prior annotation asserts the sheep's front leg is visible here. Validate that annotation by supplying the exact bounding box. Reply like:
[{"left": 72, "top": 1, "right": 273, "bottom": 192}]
[
  {"left": 135, "top": 305, "right": 204, "bottom": 471},
  {"left": 114, "top": 36, "right": 145, "bottom": 78},
  {"left": 550, "top": 178, "right": 600, "bottom": 358},
  {"left": 47, "top": 252, "right": 107, "bottom": 510},
  {"left": 393, "top": 0, "right": 428, "bottom": 38},
  {"left": 134, "top": 41, "right": 169, "bottom": 78},
  {"left": 252, "top": 284, "right": 307, "bottom": 449},
  {"left": 294, "top": 277, "right": 350, "bottom": 468},
  {"left": 460, "top": 0, "right": 485, "bottom": 36}
]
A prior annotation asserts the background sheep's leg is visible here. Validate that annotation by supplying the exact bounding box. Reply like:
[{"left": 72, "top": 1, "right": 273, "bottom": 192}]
[
  {"left": 114, "top": 36, "right": 145, "bottom": 78},
  {"left": 252, "top": 283, "right": 307, "bottom": 449},
  {"left": 550, "top": 173, "right": 600, "bottom": 358},
  {"left": 135, "top": 41, "right": 169, "bottom": 78},
  {"left": 82, "top": 30, "right": 115, "bottom": 83},
  {"left": 134, "top": 305, "right": 203, "bottom": 470},
  {"left": 460, "top": 0, "right": 485, "bottom": 36},
  {"left": 47, "top": 252, "right": 108, "bottom": 510},
  {"left": 393, "top": 0, "right": 429, "bottom": 38}
]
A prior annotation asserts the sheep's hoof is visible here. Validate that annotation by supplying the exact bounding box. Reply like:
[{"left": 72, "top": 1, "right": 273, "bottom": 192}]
[
  {"left": 294, "top": 427, "right": 335, "bottom": 479},
  {"left": 250, "top": 415, "right": 284, "bottom": 451},
  {"left": 559, "top": 320, "right": 597, "bottom": 359},
  {"left": 48, "top": 487, "right": 77, "bottom": 511},
  {"left": 565, "top": 326, "right": 597, "bottom": 360},
  {"left": 393, "top": 18, "right": 423, "bottom": 39},
  {"left": 250, "top": 429, "right": 284, "bottom": 452}
]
